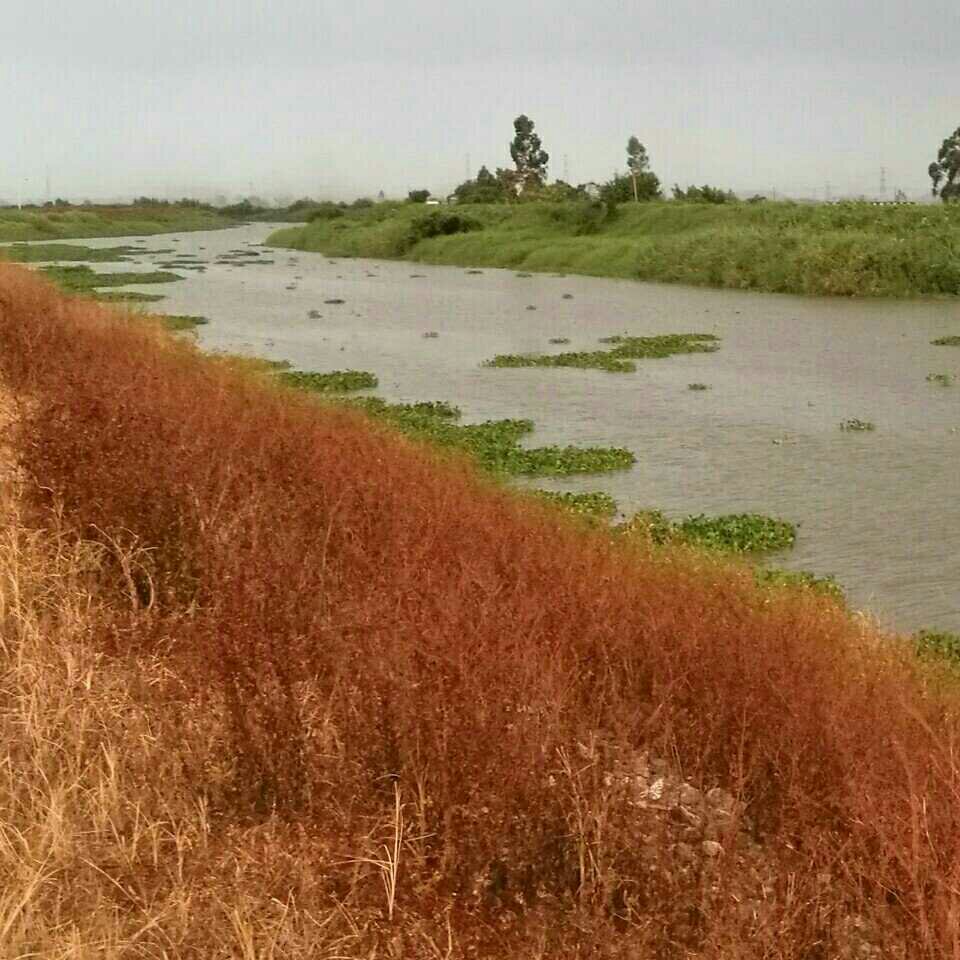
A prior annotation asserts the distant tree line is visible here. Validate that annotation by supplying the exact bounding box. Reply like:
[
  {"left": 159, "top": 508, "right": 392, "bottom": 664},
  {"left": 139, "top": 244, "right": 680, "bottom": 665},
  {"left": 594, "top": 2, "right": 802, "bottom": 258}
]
[{"left": 422, "top": 114, "right": 745, "bottom": 209}]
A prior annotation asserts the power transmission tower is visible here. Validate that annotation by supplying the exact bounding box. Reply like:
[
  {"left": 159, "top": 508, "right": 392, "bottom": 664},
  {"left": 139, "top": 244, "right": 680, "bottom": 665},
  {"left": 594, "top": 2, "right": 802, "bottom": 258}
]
[
  {"left": 880, "top": 166, "right": 886, "bottom": 198},
  {"left": 466, "top": 153, "right": 471, "bottom": 181},
  {"left": 825, "top": 181, "right": 832, "bottom": 202},
  {"left": 563, "top": 154, "right": 570, "bottom": 183}
]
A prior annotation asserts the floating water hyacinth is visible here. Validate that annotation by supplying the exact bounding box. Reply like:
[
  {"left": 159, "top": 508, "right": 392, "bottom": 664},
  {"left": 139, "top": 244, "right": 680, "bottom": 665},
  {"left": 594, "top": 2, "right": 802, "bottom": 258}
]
[
  {"left": 279, "top": 370, "right": 378, "bottom": 392},
  {"left": 484, "top": 332, "right": 721, "bottom": 374}
]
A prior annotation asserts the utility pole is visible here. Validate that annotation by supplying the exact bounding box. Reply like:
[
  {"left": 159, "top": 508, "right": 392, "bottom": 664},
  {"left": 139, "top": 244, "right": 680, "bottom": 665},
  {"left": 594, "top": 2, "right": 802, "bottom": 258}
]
[
  {"left": 880, "top": 166, "right": 887, "bottom": 199},
  {"left": 465, "top": 153, "right": 471, "bottom": 181},
  {"left": 825, "top": 181, "right": 832, "bottom": 202},
  {"left": 563, "top": 154, "right": 570, "bottom": 183}
]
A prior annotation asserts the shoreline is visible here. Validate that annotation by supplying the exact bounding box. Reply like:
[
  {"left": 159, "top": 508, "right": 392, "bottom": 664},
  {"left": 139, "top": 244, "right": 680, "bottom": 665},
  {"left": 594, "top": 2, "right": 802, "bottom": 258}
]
[{"left": 266, "top": 199, "right": 960, "bottom": 300}]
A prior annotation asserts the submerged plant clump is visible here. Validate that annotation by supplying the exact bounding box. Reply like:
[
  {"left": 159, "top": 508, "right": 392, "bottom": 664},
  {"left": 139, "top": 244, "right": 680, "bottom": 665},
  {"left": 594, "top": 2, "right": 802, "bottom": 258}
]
[
  {"left": 840, "top": 418, "right": 876, "bottom": 432},
  {"left": 484, "top": 332, "right": 720, "bottom": 374},
  {"left": 623, "top": 510, "right": 796, "bottom": 554},
  {"left": 688, "top": 382, "right": 710, "bottom": 391},
  {"left": 932, "top": 335, "right": 960, "bottom": 346},
  {"left": 279, "top": 369, "right": 379, "bottom": 393},
  {"left": 926, "top": 373, "right": 955, "bottom": 386}
]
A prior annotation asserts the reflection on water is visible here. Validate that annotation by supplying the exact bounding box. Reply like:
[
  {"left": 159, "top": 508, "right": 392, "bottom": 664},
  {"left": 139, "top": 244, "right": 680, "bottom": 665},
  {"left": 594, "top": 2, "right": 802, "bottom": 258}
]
[{"left": 35, "top": 224, "right": 960, "bottom": 633}]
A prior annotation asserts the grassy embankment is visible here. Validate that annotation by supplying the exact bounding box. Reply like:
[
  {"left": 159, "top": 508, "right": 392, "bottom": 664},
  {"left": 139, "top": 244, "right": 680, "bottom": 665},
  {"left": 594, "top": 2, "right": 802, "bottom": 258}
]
[
  {"left": 0, "top": 203, "right": 235, "bottom": 243},
  {"left": 268, "top": 199, "right": 960, "bottom": 297},
  {"left": 4, "top": 264, "right": 960, "bottom": 956}
]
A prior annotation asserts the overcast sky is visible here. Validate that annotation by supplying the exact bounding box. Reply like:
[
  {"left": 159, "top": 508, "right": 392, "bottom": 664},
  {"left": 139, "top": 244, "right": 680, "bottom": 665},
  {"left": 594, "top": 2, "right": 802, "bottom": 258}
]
[{"left": 3, "top": 0, "right": 956, "bottom": 202}]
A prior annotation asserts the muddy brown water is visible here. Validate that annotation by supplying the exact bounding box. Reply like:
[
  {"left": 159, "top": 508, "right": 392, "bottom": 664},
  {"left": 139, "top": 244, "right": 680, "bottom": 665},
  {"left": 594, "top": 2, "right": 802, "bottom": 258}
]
[{"left": 12, "top": 224, "right": 960, "bottom": 634}]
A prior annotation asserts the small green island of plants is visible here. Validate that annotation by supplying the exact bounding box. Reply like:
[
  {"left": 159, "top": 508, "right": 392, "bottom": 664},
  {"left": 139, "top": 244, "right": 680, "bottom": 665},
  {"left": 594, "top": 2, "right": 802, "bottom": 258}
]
[
  {"left": 623, "top": 509, "right": 797, "bottom": 553},
  {"left": 39, "top": 264, "right": 182, "bottom": 295},
  {"left": 278, "top": 369, "right": 379, "bottom": 393},
  {"left": 484, "top": 332, "right": 720, "bottom": 374}
]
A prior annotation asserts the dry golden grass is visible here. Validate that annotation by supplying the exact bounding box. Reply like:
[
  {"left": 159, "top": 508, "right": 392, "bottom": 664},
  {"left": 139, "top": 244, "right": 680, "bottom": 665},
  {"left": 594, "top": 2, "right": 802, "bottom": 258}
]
[{"left": 0, "top": 399, "right": 389, "bottom": 958}]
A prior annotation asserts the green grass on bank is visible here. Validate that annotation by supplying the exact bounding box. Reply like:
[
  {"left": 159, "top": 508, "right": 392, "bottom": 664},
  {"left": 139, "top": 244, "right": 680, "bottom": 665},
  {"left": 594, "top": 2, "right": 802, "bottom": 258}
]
[
  {"left": 267, "top": 200, "right": 960, "bottom": 298},
  {"left": 0, "top": 204, "right": 234, "bottom": 243}
]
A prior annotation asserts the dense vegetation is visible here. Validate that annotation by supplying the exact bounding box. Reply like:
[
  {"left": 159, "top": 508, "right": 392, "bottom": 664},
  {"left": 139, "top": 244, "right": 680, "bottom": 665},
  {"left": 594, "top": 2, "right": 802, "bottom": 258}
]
[
  {"left": 268, "top": 199, "right": 960, "bottom": 297},
  {"left": 0, "top": 202, "right": 233, "bottom": 242},
  {"left": 2, "top": 264, "right": 960, "bottom": 956}
]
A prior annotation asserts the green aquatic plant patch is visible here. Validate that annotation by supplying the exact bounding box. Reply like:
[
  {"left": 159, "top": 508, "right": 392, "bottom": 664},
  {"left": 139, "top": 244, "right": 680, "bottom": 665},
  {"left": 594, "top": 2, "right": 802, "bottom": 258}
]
[
  {"left": 1, "top": 242, "right": 145, "bottom": 263},
  {"left": 926, "top": 373, "right": 956, "bottom": 386},
  {"left": 532, "top": 490, "right": 618, "bottom": 518},
  {"left": 94, "top": 291, "right": 166, "bottom": 303},
  {"left": 914, "top": 629, "right": 960, "bottom": 666},
  {"left": 278, "top": 370, "right": 379, "bottom": 393},
  {"left": 339, "top": 396, "right": 636, "bottom": 477},
  {"left": 212, "top": 354, "right": 292, "bottom": 374},
  {"left": 485, "top": 331, "right": 721, "bottom": 374},
  {"left": 754, "top": 567, "right": 844, "bottom": 602},
  {"left": 623, "top": 509, "right": 796, "bottom": 554},
  {"left": 688, "top": 382, "right": 710, "bottom": 391},
  {"left": 932, "top": 336, "right": 960, "bottom": 346},
  {"left": 599, "top": 332, "right": 720, "bottom": 358},
  {"left": 484, "top": 351, "right": 636, "bottom": 373},
  {"left": 153, "top": 315, "right": 209, "bottom": 332},
  {"left": 40, "top": 264, "right": 182, "bottom": 294},
  {"left": 840, "top": 418, "right": 875, "bottom": 432}
]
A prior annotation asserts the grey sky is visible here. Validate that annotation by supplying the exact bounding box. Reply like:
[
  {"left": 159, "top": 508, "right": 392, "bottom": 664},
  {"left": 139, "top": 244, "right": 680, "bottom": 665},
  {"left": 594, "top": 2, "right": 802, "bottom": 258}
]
[{"left": 4, "top": 0, "right": 956, "bottom": 202}]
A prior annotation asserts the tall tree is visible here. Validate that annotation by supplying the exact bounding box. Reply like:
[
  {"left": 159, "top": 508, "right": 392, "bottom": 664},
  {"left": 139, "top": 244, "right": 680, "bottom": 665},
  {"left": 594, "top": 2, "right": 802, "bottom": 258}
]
[
  {"left": 626, "top": 136, "right": 650, "bottom": 202},
  {"left": 509, "top": 115, "right": 549, "bottom": 191},
  {"left": 930, "top": 126, "right": 960, "bottom": 201}
]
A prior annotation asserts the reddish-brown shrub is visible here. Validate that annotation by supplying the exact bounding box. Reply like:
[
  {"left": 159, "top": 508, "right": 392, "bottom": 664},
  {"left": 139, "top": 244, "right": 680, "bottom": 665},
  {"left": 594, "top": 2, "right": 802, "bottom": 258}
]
[{"left": 2, "top": 264, "right": 959, "bottom": 956}]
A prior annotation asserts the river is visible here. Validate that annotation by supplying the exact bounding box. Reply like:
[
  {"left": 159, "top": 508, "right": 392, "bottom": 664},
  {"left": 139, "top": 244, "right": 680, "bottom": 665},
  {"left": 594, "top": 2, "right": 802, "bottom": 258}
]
[{"left": 20, "top": 223, "right": 960, "bottom": 634}]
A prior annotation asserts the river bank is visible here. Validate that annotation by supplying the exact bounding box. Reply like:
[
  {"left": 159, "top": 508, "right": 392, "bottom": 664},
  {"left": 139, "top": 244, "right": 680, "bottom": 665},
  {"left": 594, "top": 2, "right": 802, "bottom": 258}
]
[
  {"left": 0, "top": 202, "right": 235, "bottom": 242},
  {"left": 3, "top": 262, "right": 960, "bottom": 955},
  {"left": 267, "top": 199, "right": 960, "bottom": 298}
]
